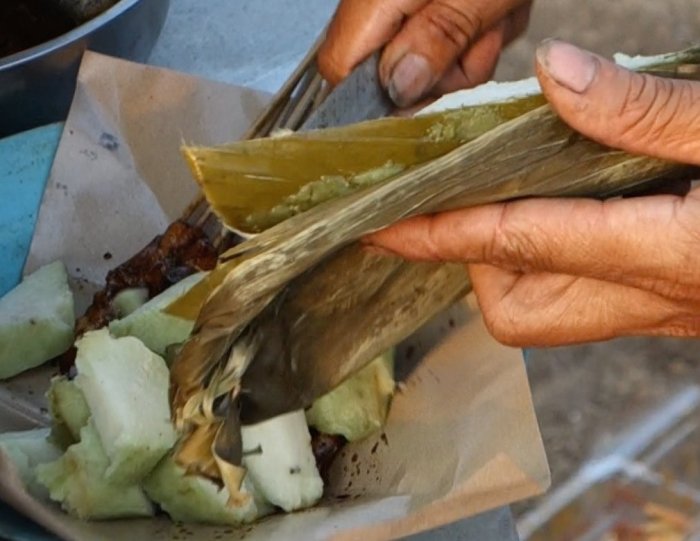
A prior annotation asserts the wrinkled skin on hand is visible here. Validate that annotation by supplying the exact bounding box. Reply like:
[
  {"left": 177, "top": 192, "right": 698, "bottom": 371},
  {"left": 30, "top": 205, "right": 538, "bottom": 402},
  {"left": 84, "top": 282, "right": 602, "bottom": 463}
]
[
  {"left": 364, "top": 41, "right": 700, "bottom": 347},
  {"left": 318, "top": 0, "right": 533, "bottom": 107}
]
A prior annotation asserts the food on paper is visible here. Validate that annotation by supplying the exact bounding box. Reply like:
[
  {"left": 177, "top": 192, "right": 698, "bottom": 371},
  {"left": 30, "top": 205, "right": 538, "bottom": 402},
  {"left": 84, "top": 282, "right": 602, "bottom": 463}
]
[
  {"left": 3, "top": 47, "right": 696, "bottom": 530},
  {"left": 109, "top": 273, "right": 206, "bottom": 356},
  {"left": 36, "top": 423, "right": 155, "bottom": 520},
  {"left": 73, "top": 329, "right": 176, "bottom": 483},
  {"left": 241, "top": 410, "right": 324, "bottom": 512},
  {"left": 143, "top": 454, "right": 273, "bottom": 526},
  {"left": 76, "top": 221, "right": 217, "bottom": 337},
  {"left": 47, "top": 376, "right": 90, "bottom": 447},
  {"left": 306, "top": 351, "right": 395, "bottom": 442},
  {"left": 112, "top": 288, "right": 149, "bottom": 318},
  {"left": 0, "top": 261, "right": 74, "bottom": 379},
  {"left": 0, "top": 428, "right": 62, "bottom": 500}
]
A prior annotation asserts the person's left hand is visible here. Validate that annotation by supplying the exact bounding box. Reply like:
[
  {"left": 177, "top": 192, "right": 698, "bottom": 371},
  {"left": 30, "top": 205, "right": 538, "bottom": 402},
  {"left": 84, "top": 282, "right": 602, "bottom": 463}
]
[
  {"left": 318, "top": 0, "right": 532, "bottom": 107},
  {"left": 363, "top": 40, "right": 700, "bottom": 347}
]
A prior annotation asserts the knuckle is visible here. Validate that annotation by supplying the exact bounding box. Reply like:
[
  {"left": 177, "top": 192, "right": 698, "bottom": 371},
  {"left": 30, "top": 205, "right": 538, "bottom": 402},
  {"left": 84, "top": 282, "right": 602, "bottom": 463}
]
[
  {"left": 652, "top": 198, "right": 700, "bottom": 302},
  {"left": 424, "top": 217, "right": 447, "bottom": 260},
  {"left": 615, "top": 73, "right": 657, "bottom": 140},
  {"left": 616, "top": 74, "right": 698, "bottom": 149},
  {"left": 504, "top": 2, "right": 532, "bottom": 43},
  {"left": 317, "top": 15, "right": 346, "bottom": 82},
  {"left": 649, "top": 273, "right": 700, "bottom": 305},
  {"left": 481, "top": 308, "right": 515, "bottom": 345},
  {"left": 479, "top": 298, "right": 524, "bottom": 347},
  {"left": 485, "top": 205, "right": 548, "bottom": 271},
  {"left": 376, "top": 1, "right": 407, "bottom": 27},
  {"left": 317, "top": 43, "right": 349, "bottom": 85},
  {"left": 657, "top": 314, "right": 700, "bottom": 338},
  {"left": 418, "top": 1, "right": 483, "bottom": 52},
  {"left": 414, "top": 216, "right": 450, "bottom": 261}
]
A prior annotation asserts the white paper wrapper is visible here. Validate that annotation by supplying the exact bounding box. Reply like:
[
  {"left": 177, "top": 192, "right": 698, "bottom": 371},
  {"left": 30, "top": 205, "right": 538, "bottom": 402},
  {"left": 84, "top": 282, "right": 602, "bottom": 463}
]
[
  {"left": 0, "top": 52, "right": 550, "bottom": 540},
  {"left": 24, "top": 52, "right": 269, "bottom": 309}
]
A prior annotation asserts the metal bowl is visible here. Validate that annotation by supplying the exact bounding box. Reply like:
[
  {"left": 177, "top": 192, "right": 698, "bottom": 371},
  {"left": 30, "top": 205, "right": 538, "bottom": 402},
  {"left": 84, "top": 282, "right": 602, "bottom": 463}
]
[{"left": 0, "top": 0, "right": 170, "bottom": 138}]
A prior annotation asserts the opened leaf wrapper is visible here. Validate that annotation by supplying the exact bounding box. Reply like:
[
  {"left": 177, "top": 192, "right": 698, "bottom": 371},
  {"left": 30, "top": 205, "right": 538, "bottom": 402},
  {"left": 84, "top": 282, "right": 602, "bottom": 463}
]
[
  {"left": 168, "top": 48, "right": 700, "bottom": 493},
  {"left": 183, "top": 48, "right": 700, "bottom": 238},
  {"left": 184, "top": 94, "right": 545, "bottom": 235},
  {"left": 0, "top": 52, "right": 549, "bottom": 540}
]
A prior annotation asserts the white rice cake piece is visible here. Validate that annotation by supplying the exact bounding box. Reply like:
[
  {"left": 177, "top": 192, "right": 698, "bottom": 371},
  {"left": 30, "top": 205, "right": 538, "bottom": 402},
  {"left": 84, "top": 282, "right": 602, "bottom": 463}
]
[
  {"left": 242, "top": 410, "right": 323, "bottom": 512},
  {"left": 0, "top": 428, "right": 62, "bottom": 500},
  {"left": 109, "top": 272, "right": 205, "bottom": 356},
  {"left": 74, "top": 329, "right": 176, "bottom": 484},
  {"left": 47, "top": 376, "right": 90, "bottom": 445},
  {"left": 112, "top": 287, "right": 148, "bottom": 318},
  {"left": 36, "top": 423, "right": 153, "bottom": 520},
  {"left": 143, "top": 454, "right": 273, "bottom": 526}
]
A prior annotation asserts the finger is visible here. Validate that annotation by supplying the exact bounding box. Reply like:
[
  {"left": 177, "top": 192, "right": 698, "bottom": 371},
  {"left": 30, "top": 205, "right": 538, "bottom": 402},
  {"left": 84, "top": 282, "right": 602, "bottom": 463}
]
[
  {"left": 430, "top": 2, "right": 532, "bottom": 98},
  {"left": 318, "top": 0, "right": 429, "bottom": 85},
  {"left": 431, "top": 22, "right": 505, "bottom": 96},
  {"left": 501, "top": 1, "right": 532, "bottom": 46},
  {"left": 535, "top": 40, "right": 700, "bottom": 166},
  {"left": 468, "top": 264, "right": 700, "bottom": 347},
  {"left": 380, "top": 0, "right": 530, "bottom": 106},
  {"left": 364, "top": 189, "right": 700, "bottom": 301}
]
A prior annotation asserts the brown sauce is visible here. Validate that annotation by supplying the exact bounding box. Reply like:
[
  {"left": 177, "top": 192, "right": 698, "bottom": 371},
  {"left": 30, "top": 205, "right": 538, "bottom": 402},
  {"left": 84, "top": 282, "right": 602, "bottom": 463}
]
[
  {"left": 310, "top": 430, "right": 347, "bottom": 483},
  {"left": 0, "top": 0, "right": 76, "bottom": 59},
  {"left": 76, "top": 220, "right": 219, "bottom": 337}
]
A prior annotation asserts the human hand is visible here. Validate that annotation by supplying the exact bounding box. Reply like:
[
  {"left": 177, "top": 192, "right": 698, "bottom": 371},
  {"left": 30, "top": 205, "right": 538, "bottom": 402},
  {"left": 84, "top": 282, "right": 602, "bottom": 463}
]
[
  {"left": 364, "top": 40, "right": 700, "bottom": 347},
  {"left": 317, "top": 0, "right": 533, "bottom": 107}
]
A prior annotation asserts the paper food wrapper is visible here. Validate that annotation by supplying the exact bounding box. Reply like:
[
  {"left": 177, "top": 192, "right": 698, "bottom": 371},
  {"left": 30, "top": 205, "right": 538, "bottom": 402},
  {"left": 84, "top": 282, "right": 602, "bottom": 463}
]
[{"left": 0, "top": 52, "right": 550, "bottom": 540}]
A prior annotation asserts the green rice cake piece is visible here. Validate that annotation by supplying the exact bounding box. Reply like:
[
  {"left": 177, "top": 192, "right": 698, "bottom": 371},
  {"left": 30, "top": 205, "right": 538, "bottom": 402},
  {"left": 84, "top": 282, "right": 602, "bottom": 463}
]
[
  {"left": 36, "top": 423, "right": 153, "bottom": 520},
  {"left": 0, "top": 428, "right": 62, "bottom": 500},
  {"left": 109, "top": 273, "right": 205, "bottom": 355},
  {"left": 47, "top": 376, "right": 90, "bottom": 446},
  {"left": 306, "top": 351, "right": 395, "bottom": 442},
  {"left": 143, "top": 454, "right": 273, "bottom": 526},
  {"left": 74, "top": 329, "right": 176, "bottom": 484},
  {"left": 0, "top": 261, "right": 75, "bottom": 379}
]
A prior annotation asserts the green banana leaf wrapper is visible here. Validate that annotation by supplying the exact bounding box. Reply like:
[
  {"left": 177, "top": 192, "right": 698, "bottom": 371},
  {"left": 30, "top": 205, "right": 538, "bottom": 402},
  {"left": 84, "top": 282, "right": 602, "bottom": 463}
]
[
  {"left": 182, "top": 94, "right": 547, "bottom": 235},
  {"left": 168, "top": 48, "right": 700, "bottom": 498}
]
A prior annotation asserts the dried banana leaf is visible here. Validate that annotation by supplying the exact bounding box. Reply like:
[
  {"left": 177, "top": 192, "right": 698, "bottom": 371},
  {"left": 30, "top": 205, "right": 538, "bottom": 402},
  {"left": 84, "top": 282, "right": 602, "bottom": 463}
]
[
  {"left": 184, "top": 95, "right": 546, "bottom": 234},
  {"left": 235, "top": 246, "right": 470, "bottom": 424},
  {"left": 183, "top": 50, "right": 700, "bottom": 238},
  {"left": 169, "top": 48, "right": 700, "bottom": 494}
]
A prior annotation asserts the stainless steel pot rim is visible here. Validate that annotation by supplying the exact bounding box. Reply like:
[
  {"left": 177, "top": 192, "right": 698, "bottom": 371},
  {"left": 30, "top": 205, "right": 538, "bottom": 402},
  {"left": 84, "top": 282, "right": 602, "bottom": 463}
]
[{"left": 0, "top": 0, "right": 143, "bottom": 70}]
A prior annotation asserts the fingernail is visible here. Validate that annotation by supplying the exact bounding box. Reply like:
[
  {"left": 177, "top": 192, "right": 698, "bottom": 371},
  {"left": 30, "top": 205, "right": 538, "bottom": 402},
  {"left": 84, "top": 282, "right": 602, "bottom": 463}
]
[
  {"left": 388, "top": 53, "right": 434, "bottom": 107},
  {"left": 536, "top": 39, "right": 599, "bottom": 94}
]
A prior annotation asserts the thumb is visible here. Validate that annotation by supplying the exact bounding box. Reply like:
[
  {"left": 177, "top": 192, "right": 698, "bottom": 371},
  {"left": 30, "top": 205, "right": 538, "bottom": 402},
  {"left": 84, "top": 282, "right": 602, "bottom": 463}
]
[
  {"left": 381, "top": 0, "right": 529, "bottom": 107},
  {"left": 535, "top": 40, "right": 700, "bottom": 166}
]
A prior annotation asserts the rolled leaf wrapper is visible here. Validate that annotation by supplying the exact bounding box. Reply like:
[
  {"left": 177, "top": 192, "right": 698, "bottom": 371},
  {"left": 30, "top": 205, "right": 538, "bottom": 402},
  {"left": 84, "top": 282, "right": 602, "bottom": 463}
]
[
  {"left": 183, "top": 95, "right": 546, "bottom": 235},
  {"left": 169, "top": 47, "right": 700, "bottom": 496}
]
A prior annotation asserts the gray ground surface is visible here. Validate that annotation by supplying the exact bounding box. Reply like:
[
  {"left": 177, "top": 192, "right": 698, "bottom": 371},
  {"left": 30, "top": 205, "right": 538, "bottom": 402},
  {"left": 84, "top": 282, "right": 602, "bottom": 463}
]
[{"left": 497, "top": 0, "right": 700, "bottom": 81}]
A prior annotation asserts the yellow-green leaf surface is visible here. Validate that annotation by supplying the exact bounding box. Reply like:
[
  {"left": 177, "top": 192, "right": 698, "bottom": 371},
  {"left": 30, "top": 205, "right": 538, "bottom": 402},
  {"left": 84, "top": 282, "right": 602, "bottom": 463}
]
[
  {"left": 183, "top": 96, "right": 546, "bottom": 234},
  {"left": 169, "top": 48, "right": 700, "bottom": 324}
]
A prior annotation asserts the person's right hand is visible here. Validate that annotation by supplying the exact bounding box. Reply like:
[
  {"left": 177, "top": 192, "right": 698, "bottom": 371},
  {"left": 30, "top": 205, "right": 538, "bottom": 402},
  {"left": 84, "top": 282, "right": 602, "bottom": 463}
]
[
  {"left": 318, "top": 0, "right": 533, "bottom": 107},
  {"left": 362, "top": 41, "right": 700, "bottom": 347}
]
